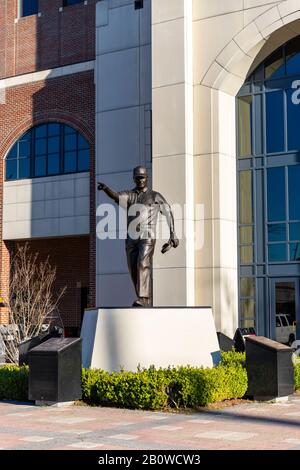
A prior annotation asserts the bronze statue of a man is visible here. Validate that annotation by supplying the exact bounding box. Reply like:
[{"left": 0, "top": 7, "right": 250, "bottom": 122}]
[{"left": 98, "top": 166, "right": 179, "bottom": 307}]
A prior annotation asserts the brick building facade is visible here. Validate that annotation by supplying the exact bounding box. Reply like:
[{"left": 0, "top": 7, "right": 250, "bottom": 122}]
[{"left": 0, "top": 0, "right": 96, "bottom": 335}]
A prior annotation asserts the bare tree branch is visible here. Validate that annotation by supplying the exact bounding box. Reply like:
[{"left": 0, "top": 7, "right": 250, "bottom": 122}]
[{"left": 0, "top": 244, "right": 66, "bottom": 364}]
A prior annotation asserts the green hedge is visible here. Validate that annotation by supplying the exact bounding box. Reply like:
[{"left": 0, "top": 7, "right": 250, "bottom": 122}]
[
  {"left": 0, "top": 365, "right": 29, "bottom": 401},
  {"left": 81, "top": 354, "right": 248, "bottom": 409},
  {"left": 294, "top": 362, "right": 300, "bottom": 390},
  {"left": 220, "top": 351, "right": 246, "bottom": 367}
]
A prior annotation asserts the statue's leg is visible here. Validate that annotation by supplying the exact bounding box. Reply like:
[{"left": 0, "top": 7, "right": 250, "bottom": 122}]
[
  {"left": 126, "top": 241, "right": 139, "bottom": 296},
  {"left": 136, "top": 241, "right": 155, "bottom": 303}
]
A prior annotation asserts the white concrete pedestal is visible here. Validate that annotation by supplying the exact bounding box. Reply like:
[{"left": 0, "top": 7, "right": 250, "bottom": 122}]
[{"left": 81, "top": 307, "right": 220, "bottom": 372}]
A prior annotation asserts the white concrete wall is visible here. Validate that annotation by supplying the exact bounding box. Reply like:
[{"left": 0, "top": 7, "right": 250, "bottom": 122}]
[
  {"left": 152, "top": 0, "right": 195, "bottom": 307},
  {"left": 191, "top": 0, "right": 300, "bottom": 336},
  {"left": 95, "top": 0, "right": 300, "bottom": 335},
  {"left": 3, "top": 172, "right": 90, "bottom": 239},
  {"left": 151, "top": 0, "right": 300, "bottom": 336},
  {"left": 96, "top": 0, "right": 152, "bottom": 306}
]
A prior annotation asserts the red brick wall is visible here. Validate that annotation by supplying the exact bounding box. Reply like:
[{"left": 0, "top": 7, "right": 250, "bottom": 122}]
[
  {"left": 9, "top": 237, "right": 90, "bottom": 331},
  {"left": 0, "top": 0, "right": 96, "bottom": 78},
  {"left": 0, "top": 71, "right": 96, "bottom": 323}
]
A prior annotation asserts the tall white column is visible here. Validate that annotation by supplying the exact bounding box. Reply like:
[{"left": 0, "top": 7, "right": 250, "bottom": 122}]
[{"left": 152, "top": 0, "right": 195, "bottom": 306}]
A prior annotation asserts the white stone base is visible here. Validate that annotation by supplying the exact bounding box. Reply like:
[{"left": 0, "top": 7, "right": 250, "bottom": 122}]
[{"left": 81, "top": 307, "right": 220, "bottom": 372}]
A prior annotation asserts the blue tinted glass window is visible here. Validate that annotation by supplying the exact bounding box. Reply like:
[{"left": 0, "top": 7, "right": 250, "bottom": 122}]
[
  {"left": 35, "top": 139, "right": 47, "bottom": 155},
  {"left": 78, "top": 150, "right": 90, "bottom": 171},
  {"left": 287, "top": 88, "right": 300, "bottom": 151},
  {"left": 63, "top": 0, "right": 84, "bottom": 6},
  {"left": 264, "top": 49, "right": 285, "bottom": 79},
  {"left": 268, "top": 224, "right": 286, "bottom": 242},
  {"left": 48, "top": 137, "right": 60, "bottom": 153},
  {"left": 288, "top": 165, "right": 300, "bottom": 220},
  {"left": 238, "top": 96, "right": 252, "bottom": 157},
  {"left": 266, "top": 92, "right": 284, "bottom": 153},
  {"left": 268, "top": 244, "right": 287, "bottom": 262},
  {"left": 6, "top": 160, "right": 17, "bottom": 180},
  {"left": 290, "top": 243, "right": 300, "bottom": 261},
  {"left": 22, "top": 0, "right": 38, "bottom": 17},
  {"left": 48, "top": 124, "right": 60, "bottom": 136},
  {"left": 290, "top": 223, "right": 300, "bottom": 241},
  {"left": 78, "top": 135, "right": 89, "bottom": 150},
  {"left": 64, "top": 152, "right": 77, "bottom": 173},
  {"left": 267, "top": 167, "right": 286, "bottom": 222},
  {"left": 35, "top": 156, "right": 46, "bottom": 177},
  {"left": 19, "top": 159, "right": 31, "bottom": 179},
  {"left": 64, "top": 125, "right": 76, "bottom": 135},
  {"left": 65, "top": 134, "right": 77, "bottom": 151},
  {"left": 22, "top": 131, "right": 31, "bottom": 142},
  {"left": 48, "top": 154, "right": 60, "bottom": 175},
  {"left": 19, "top": 140, "right": 31, "bottom": 157},
  {"left": 5, "top": 123, "right": 90, "bottom": 180},
  {"left": 35, "top": 124, "right": 47, "bottom": 138},
  {"left": 286, "top": 38, "right": 300, "bottom": 76},
  {"left": 8, "top": 143, "right": 18, "bottom": 159}
]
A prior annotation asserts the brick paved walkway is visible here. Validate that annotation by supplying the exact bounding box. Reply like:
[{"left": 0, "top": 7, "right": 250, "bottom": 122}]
[{"left": 0, "top": 395, "right": 300, "bottom": 450}]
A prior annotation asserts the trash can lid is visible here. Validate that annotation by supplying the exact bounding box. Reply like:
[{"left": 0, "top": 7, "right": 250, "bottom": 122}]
[{"left": 28, "top": 337, "right": 81, "bottom": 355}]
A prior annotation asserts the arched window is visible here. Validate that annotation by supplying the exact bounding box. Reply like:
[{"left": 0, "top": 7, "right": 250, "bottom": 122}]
[
  {"left": 237, "top": 35, "right": 300, "bottom": 338},
  {"left": 5, "top": 123, "right": 90, "bottom": 181}
]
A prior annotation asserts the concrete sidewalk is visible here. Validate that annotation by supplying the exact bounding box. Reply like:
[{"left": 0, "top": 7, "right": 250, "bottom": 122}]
[{"left": 0, "top": 394, "right": 300, "bottom": 450}]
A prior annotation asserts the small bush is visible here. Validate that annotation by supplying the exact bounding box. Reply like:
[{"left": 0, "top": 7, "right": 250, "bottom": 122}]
[
  {"left": 82, "top": 367, "right": 170, "bottom": 409},
  {"left": 221, "top": 351, "right": 246, "bottom": 367},
  {"left": 82, "top": 360, "right": 248, "bottom": 409},
  {"left": 0, "top": 365, "right": 28, "bottom": 401},
  {"left": 294, "top": 362, "right": 300, "bottom": 390}
]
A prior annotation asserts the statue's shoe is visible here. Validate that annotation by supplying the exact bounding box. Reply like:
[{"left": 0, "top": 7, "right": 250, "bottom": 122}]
[
  {"left": 132, "top": 299, "right": 144, "bottom": 307},
  {"left": 132, "top": 298, "right": 149, "bottom": 307}
]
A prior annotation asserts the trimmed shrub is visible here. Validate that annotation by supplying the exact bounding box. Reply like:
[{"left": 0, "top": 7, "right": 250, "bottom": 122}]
[
  {"left": 82, "top": 367, "right": 169, "bottom": 409},
  {"left": 82, "top": 361, "right": 248, "bottom": 409},
  {"left": 0, "top": 365, "right": 28, "bottom": 401},
  {"left": 294, "top": 362, "right": 300, "bottom": 390},
  {"left": 221, "top": 351, "right": 246, "bottom": 368}
]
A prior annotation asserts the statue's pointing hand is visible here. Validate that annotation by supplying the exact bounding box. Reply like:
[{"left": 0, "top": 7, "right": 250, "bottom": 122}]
[{"left": 97, "top": 182, "right": 106, "bottom": 191}]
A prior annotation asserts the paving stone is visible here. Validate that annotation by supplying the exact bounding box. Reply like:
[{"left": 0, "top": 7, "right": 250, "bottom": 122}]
[
  {"left": 185, "top": 419, "right": 213, "bottom": 424},
  {"left": 68, "top": 442, "right": 104, "bottom": 449},
  {"left": 195, "top": 431, "right": 257, "bottom": 441},
  {"left": 151, "top": 425, "right": 183, "bottom": 431},
  {"left": 108, "top": 434, "right": 139, "bottom": 440},
  {"left": 20, "top": 436, "right": 54, "bottom": 443}
]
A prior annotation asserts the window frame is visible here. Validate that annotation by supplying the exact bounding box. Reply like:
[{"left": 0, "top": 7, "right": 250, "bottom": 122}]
[
  {"left": 5, "top": 123, "right": 90, "bottom": 182},
  {"left": 63, "top": 0, "right": 86, "bottom": 7},
  {"left": 19, "top": 0, "right": 39, "bottom": 18}
]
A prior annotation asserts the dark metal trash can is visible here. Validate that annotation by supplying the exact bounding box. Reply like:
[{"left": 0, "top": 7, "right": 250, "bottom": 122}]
[
  {"left": 28, "top": 337, "right": 82, "bottom": 403},
  {"left": 245, "top": 336, "right": 294, "bottom": 400},
  {"left": 217, "top": 332, "right": 234, "bottom": 352},
  {"left": 233, "top": 327, "right": 256, "bottom": 352}
]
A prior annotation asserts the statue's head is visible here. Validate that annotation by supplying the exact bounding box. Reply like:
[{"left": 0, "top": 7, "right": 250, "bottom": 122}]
[{"left": 133, "top": 166, "right": 148, "bottom": 190}]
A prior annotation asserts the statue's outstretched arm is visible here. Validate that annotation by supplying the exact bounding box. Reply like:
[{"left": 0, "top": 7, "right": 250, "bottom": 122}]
[{"left": 97, "top": 182, "right": 119, "bottom": 204}]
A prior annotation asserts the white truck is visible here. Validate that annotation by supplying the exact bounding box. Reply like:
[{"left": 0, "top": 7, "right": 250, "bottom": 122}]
[{"left": 275, "top": 313, "right": 296, "bottom": 346}]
